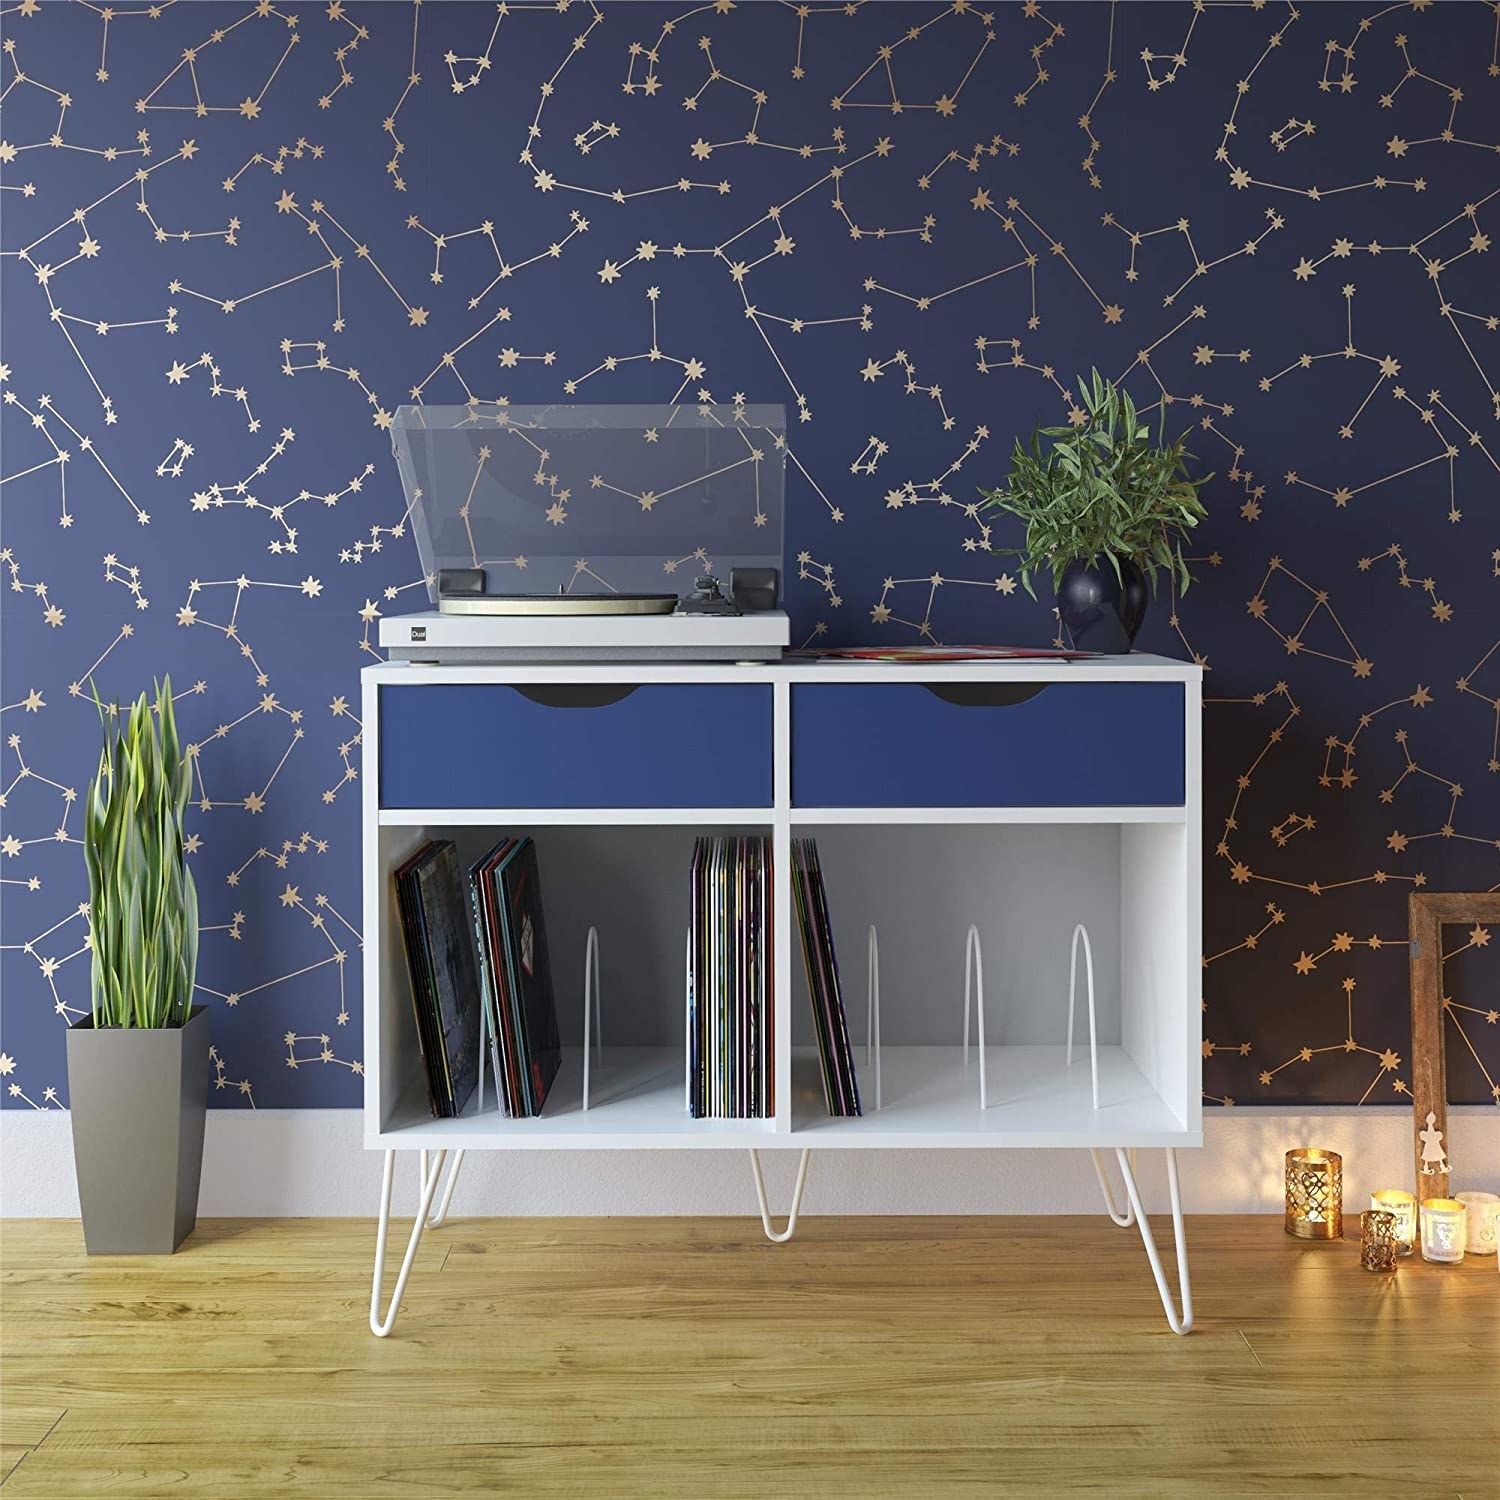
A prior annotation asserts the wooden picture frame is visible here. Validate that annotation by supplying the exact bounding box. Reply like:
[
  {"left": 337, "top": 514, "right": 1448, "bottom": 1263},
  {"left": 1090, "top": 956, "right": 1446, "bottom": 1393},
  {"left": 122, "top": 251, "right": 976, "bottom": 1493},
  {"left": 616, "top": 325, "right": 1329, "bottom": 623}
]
[{"left": 1406, "top": 891, "right": 1500, "bottom": 1199}]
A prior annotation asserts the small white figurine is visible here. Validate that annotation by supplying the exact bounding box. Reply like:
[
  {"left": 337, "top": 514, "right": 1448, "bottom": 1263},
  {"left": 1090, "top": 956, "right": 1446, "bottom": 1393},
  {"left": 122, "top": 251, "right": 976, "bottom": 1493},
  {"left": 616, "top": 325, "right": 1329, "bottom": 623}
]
[{"left": 1419, "top": 1110, "right": 1448, "bottom": 1175}]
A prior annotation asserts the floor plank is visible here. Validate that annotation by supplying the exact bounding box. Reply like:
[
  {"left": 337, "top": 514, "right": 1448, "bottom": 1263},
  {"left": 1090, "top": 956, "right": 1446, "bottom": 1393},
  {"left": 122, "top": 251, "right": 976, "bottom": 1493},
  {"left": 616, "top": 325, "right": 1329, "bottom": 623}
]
[{"left": 1, "top": 1216, "right": 1494, "bottom": 1497}]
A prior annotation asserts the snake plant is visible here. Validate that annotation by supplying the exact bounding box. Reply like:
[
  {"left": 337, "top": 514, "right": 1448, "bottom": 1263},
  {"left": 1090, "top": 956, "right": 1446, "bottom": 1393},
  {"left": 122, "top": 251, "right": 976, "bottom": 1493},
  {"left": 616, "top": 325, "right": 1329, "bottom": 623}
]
[
  {"left": 83, "top": 678, "right": 199, "bottom": 1028},
  {"left": 980, "top": 370, "right": 1211, "bottom": 600}
]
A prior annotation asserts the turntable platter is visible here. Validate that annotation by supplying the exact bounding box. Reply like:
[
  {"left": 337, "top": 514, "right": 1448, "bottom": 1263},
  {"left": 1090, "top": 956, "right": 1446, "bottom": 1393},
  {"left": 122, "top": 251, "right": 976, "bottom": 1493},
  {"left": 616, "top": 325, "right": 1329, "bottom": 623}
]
[{"left": 438, "top": 592, "right": 679, "bottom": 617}]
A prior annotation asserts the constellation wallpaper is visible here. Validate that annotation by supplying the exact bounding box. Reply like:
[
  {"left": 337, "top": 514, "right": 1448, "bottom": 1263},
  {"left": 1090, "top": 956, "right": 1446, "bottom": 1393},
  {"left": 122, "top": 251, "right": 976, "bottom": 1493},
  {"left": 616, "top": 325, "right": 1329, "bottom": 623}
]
[{"left": 1, "top": 0, "right": 1498, "bottom": 1115}]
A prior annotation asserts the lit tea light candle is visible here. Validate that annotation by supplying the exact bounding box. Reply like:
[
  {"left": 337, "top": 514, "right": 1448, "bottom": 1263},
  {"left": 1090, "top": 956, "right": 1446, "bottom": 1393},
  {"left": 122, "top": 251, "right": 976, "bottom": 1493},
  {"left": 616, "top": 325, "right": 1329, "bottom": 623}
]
[
  {"left": 1285, "top": 1149, "right": 1343, "bottom": 1240},
  {"left": 1419, "top": 1198, "right": 1467, "bottom": 1264},
  {"left": 1370, "top": 1189, "right": 1417, "bottom": 1256},
  {"left": 1454, "top": 1192, "right": 1499, "bottom": 1257}
]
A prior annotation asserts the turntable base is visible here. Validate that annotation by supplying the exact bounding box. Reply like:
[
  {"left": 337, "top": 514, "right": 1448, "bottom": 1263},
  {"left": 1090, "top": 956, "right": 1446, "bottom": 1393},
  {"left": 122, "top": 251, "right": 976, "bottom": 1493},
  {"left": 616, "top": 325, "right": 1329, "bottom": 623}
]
[{"left": 381, "top": 609, "right": 789, "bottom": 664}]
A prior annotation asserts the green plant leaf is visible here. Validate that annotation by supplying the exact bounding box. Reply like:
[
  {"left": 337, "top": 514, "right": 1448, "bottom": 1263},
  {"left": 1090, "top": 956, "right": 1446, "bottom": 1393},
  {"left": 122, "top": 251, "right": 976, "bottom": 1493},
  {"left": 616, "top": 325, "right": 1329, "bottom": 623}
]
[
  {"left": 977, "top": 371, "right": 1211, "bottom": 608},
  {"left": 82, "top": 679, "right": 198, "bottom": 1028}
]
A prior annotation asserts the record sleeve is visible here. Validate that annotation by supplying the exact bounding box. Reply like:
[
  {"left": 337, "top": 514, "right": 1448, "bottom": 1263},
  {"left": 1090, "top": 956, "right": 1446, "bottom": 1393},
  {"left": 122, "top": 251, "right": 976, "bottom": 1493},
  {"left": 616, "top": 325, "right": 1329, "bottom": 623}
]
[
  {"left": 413, "top": 842, "right": 482, "bottom": 1119},
  {"left": 469, "top": 838, "right": 516, "bottom": 1117},
  {"left": 792, "top": 838, "right": 861, "bottom": 1118},
  {"left": 686, "top": 834, "right": 774, "bottom": 1120},
  {"left": 394, "top": 844, "right": 443, "bottom": 1116},
  {"left": 495, "top": 837, "right": 562, "bottom": 1116}
]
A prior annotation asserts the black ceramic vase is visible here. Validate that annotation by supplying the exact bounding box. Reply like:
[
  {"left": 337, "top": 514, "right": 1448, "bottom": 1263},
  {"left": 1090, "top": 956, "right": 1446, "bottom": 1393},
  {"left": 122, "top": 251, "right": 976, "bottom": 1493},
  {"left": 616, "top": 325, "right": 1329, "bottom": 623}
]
[{"left": 1056, "top": 556, "right": 1148, "bottom": 654}]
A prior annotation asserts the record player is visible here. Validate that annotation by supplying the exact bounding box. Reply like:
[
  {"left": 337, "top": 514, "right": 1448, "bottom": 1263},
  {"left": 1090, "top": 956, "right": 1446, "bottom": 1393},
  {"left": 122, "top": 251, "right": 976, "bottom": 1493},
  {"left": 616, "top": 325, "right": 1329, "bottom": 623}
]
[{"left": 380, "top": 402, "right": 789, "bottom": 663}]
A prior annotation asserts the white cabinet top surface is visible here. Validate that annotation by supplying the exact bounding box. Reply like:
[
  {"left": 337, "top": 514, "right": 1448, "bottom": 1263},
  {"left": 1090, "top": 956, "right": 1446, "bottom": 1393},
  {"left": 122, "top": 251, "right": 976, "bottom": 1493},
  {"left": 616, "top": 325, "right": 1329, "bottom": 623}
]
[{"left": 363, "top": 653, "right": 1202, "bottom": 686}]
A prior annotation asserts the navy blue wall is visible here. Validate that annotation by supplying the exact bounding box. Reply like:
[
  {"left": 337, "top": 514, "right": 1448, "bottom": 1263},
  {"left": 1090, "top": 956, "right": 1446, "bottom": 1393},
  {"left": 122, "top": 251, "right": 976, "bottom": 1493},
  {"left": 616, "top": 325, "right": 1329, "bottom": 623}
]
[{"left": 2, "top": 1, "right": 1497, "bottom": 1110}]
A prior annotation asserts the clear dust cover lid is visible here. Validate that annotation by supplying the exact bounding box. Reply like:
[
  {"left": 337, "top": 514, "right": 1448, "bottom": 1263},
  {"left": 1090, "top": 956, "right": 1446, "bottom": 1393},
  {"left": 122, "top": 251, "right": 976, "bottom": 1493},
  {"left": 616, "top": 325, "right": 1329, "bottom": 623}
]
[{"left": 390, "top": 402, "right": 787, "bottom": 601}]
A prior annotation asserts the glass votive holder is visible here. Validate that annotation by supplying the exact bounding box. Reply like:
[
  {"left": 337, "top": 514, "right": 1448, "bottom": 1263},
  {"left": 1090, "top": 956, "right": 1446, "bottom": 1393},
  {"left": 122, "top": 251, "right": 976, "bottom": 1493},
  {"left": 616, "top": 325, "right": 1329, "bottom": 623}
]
[
  {"left": 1420, "top": 1198, "right": 1467, "bottom": 1263},
  {"left": 1454, "top": 1192, "right": 1500, "bottom": 1257},
  {"left": 1359, "top": 1210, "right": 1398, "bottom": 1273},
  {"left": 1370, "top": 1188, "right": 1418, "bottom": 1256},
  {"left": 1285, "top": 1148, "right": 1343, "bottom": 1239}
]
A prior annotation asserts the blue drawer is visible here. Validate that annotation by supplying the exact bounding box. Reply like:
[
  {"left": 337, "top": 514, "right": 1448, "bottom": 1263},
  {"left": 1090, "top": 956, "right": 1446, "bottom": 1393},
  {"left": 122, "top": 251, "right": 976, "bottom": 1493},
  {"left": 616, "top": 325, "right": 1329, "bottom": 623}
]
[
  {"left": 792, "top": 681, "right": 1184, "bottom": 807},
  {"left": 381, "top": 684, "right": 772, "bottom": 809}
]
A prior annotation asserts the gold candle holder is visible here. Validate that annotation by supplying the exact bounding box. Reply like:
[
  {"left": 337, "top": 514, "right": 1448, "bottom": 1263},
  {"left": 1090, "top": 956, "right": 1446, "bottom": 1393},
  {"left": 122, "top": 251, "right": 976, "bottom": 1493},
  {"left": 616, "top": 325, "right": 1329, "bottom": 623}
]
[
  {"left": 1359, "top": 1210, "right": 1398, "bottom": 1273},
  {"left": 1285, "top": 1148, "right": 1343, "bottom": 1239},
  {"left": 1370, "top": 1188, "right": 1417, "bottom": 1256}
]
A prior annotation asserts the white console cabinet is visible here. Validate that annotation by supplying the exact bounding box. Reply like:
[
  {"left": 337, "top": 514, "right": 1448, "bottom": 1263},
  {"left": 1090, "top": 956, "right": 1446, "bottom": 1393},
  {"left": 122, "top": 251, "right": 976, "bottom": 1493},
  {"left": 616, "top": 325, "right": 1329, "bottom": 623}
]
[{"left": 362, "top": 655, "right": 1201, "bottom": 1335}]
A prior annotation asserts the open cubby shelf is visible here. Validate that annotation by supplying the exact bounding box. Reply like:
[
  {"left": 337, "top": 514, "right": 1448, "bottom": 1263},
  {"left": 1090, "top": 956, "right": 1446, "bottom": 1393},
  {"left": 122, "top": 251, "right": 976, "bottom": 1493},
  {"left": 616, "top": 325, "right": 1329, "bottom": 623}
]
[
  {"left": 376, "top": 1042, "right": 1183, "bottom": 1150},
  {"left": 380, "top": 1046, "right": 775, "bottom": 1150},
  {"left": 790, "top": 1046, "right": 1187, "bottom": 1147}
]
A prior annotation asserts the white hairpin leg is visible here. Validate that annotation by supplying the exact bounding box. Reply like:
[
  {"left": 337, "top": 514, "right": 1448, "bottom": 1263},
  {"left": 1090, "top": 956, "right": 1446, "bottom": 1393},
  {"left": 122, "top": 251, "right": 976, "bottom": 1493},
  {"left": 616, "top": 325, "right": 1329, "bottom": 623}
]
[
  {"left": 421, "top": 1147, "right": 466, "bottom": 1229},
  {"left": 370, "top": 1148, "right": 449, "bottom": 1337},
  {"left": 1113, "top": 1147, "right": 1194, "bottom": 1335},
  {"left": 749, "top": 1148, "right": 812, "bottom": 1244},
  {"left": 1090, "top": 1146, "right": 1136, "bottom": 1227}
]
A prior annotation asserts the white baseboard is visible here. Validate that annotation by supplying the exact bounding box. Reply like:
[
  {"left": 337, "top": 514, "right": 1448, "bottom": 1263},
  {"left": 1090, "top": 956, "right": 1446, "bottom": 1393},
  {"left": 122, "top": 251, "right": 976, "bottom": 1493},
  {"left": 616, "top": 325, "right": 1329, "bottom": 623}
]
[{"left": 2, "top": 1108, "right": 1495, "bottom": 1218}]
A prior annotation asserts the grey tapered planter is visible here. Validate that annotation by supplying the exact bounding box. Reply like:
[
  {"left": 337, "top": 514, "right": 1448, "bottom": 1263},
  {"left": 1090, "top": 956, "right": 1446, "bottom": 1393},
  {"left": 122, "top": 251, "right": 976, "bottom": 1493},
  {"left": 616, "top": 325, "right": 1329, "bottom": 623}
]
[{"left": 66, "top": 1005, "right": 210, "bottom": 1255}]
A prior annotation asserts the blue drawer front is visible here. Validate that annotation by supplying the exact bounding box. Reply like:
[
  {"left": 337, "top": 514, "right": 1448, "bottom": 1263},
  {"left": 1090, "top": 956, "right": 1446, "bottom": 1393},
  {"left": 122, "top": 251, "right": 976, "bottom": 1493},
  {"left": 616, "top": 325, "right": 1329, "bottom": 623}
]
[
  {"left": 381, "top": 684, "right": 772, "bottom": 809},
  {"left": 792, "top": 682, "right": 1185, "bottom": 807}
]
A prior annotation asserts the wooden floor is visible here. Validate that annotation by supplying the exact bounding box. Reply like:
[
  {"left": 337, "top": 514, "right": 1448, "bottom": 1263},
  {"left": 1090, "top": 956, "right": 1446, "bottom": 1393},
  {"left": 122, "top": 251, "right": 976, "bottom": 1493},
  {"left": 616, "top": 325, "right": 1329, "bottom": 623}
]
[{"left": 0, "top": 1215, "right": 1495, "bottom": 1497}]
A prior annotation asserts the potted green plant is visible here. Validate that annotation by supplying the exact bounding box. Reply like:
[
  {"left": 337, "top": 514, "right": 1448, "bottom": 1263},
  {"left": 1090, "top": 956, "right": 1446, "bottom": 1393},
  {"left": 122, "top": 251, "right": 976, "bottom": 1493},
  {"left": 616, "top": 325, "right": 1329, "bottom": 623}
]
[
  {"left": 68, "top": 677, "right": 206, "bottom": 1254},
  {"left": 980, "top": 371, "right": 1210, "bottom": 653}
]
